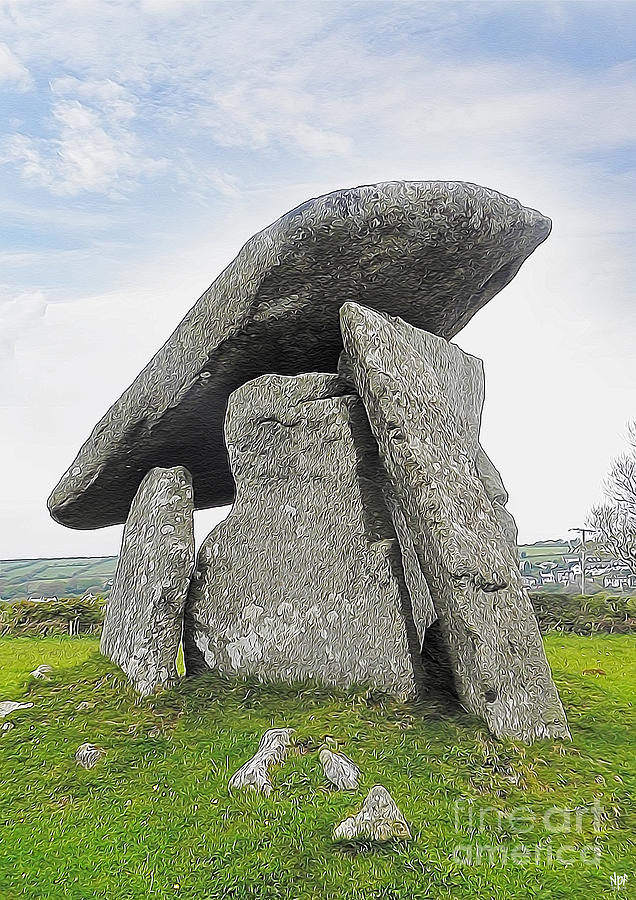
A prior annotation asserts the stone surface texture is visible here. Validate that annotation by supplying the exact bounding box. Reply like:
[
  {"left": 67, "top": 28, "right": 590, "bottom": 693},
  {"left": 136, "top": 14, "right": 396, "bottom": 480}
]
[
  {"left": 228, "top": 728, "right": 295, "bottom": 795},
  {"left": 319, "top": 748, "right": 361, "bottom": 790},
  {"left": 183, "top": 372, "right": 430, "bottom": 697},
  {"left": 339, "top": 332, "right": 517, "bottom": 693},
  {"left": 333, "top": 785, "right": 411, "bottom": 841},
  {"left": 48, "top": 181, "right": 550, "bottom": 530},
  {"left": 339, "top": 302, "right": 569, "bottom": 742},
  {"left": 100, "top": 466, "right": 195, "bottom": 696},
  {"left": 340, "top": 333, "right": 517, "bottom": 549}
]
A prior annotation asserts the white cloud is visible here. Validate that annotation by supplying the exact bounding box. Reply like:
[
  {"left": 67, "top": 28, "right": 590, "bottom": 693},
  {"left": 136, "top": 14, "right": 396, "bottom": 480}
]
[
  {"left": 2, "top": 76, "right": 164, "bottom": 196},
  {"left": 0, "top": 41, "right": 32, "bottom": 91},
  {"left": 2, "top": 5, "right": 635, "bottom": 179},
  {"left": 207, "top": 75, "right": 353, "bottom": 158},
  {"left": 50, "top": 76, "right": 137, "bottom": 121},
  {"left": 291, "top": 123, "right": 352, "bottom": 158}
]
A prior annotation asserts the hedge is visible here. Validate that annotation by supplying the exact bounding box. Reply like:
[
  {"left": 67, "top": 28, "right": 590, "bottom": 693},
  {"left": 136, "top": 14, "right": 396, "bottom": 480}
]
[{"left": 0, "top": 596, "right": 106, "bottom": 637}]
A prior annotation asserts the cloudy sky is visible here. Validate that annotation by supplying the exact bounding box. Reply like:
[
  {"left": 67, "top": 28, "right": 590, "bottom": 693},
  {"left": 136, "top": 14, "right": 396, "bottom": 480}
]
[{"left": 1, "top": 0, "right": 635, "bottom": 559}]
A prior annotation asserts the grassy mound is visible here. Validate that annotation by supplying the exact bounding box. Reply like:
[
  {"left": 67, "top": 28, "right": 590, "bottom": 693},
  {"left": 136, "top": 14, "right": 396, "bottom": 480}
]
[{"left": 0, "top": 635, "right": 634, "bottom": 899}]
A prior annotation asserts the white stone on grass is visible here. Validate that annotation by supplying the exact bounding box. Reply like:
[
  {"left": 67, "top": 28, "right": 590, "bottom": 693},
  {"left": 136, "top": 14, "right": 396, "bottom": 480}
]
[
  {"left": 30, "top": 665, "right": 52, "bottom": 679},
  {"left": 228, "top": 728, "right": 295, "bottom": 796},
  {"left": 333, "top": 785, "right": 411, "bottom": 842},
  {"left": 75, "top": 743, "right": 105, "bottom": 769},
  {"left": 0, "top": 701, "right": 33, "bottom": 718},
  {"left": 319, "top": 748, "right": 361, "bottom": 790}
]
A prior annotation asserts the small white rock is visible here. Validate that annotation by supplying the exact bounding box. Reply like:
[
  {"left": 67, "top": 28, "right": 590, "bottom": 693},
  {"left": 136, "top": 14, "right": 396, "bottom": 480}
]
[
  {"left": 0, "top": 701, "right": 34, "bottom": 719},
  {"left": 228, "top": 727, "right": 294, "bottom": 795},
  {"left": 30, "top": 665, "right": 52, "bottom": 680},
  {"left": 75, "top": 743, "right": 105, "bottom": 769}
]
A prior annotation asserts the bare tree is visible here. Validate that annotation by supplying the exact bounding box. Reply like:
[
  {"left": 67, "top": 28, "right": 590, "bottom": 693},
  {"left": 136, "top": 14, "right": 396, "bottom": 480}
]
[{"left": 589, "top": 422, "right": 636, "bottom": 573}]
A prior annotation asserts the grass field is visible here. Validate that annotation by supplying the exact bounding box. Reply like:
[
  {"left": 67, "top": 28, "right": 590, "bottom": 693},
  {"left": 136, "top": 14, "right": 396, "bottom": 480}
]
[
  {"left": 0, "top": 635, "right": 634, "bottom": 900},
  {"left": 518, "top": 543, "right": 572, "bottom": 563}
]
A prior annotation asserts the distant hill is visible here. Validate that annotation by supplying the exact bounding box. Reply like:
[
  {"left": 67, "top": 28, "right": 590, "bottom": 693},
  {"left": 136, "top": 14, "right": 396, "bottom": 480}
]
[
  {"left": 0, "top": 557, "right": 117, "bottom": 601},
  {"left": 518, "top": 541, "right": 572, "bottom": 564},
  {"left": 518, "top": 539, "right": 612, "bottom": 564}
]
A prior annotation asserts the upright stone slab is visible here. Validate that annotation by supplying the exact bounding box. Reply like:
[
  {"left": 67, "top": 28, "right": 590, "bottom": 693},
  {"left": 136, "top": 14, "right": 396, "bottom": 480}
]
[
  {"left": 48, "top": 181, "right": 550, "bottom": 530},
  {"left": 339, "top": 303, "right": 569, "bottom": 741},
  {"left": 339, "top": 334, "right": 518, "bottom": 693},
  {"left": 184, "top": 373, "right": 432, "bottom": 697},
  {"left": 339, "top": 334, "right": 518, "bottom": 549},
  {"left": 101, "top": 466, "right": 195, "bottom": 696}
]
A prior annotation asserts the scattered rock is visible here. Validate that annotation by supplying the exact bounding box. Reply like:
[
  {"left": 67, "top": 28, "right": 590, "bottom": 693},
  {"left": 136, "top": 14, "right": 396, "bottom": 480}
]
[
  {"left": 229, "top": 728, "right": 294, "bottom": 795},
  {"left": 1, "top": 722, "right": 15, "bottom": 733},
  {"left": 319, "top": 748, "right": 361, "bottom": 790},
  {"left": 48, "top": 181, "right": 550, "bottom": 530},
  {"left": 76, "top": 701, "right": 92, "bottom": 711},
  {"left": 339, "top": 302, "right": 570, "bottom": 742},
  {"left": 333, "top": 785, "right": 411, "bottom": 841},
  {"left": 75, "top": 743, "right": 105, "bottom": 769},
  {"left": 184, "top": 373, "right": 429, "bottom": 696},
  {"left": 0, "top": 701, "right": 33, "bottom": 718},
  {"left": 100, "top": 466, "right": 195, "bottom": 696},
  {"left": 30, "top": 665, "right": 52, "bottom": 679}
]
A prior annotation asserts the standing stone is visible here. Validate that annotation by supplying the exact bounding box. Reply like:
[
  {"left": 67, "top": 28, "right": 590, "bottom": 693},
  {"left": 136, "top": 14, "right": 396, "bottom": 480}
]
[
  {"left": 48, "top": 181, "right": 550, "bottom": 530},
  {"left": 340, "top": 332, "right": 518, "bottom": 550},
  {"left": 339, "top": 302, "right": 569, "bottom": 742},
  {"left": 101, "top": 466, "right": 195, "bottom": 696},
  {"left": 184, "top": 373, "right": 432, "bottom": 697},
  {"left": 340, "top": 332, "right": 517, "bottom": 694}
]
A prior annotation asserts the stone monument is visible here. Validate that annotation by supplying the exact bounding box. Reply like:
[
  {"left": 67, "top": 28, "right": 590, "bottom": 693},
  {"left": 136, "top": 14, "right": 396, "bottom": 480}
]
[{"left": 48, "top": 180, "right": 568, "bottom": 742}]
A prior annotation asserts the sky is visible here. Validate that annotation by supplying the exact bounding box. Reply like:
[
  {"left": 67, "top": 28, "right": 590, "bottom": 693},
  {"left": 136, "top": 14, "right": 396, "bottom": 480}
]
[{"left": 1, "top": 0, "right": 635, "bottom": 559}]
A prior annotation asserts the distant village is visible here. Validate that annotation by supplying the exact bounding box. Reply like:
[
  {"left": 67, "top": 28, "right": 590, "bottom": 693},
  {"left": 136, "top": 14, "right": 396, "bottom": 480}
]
[{"left": 520, "top": 549, "right": 636, "bottom": 593}]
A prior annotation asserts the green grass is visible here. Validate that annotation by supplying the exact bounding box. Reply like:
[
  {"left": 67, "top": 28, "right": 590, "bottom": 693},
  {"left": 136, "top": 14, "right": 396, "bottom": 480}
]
[
  {"left": 0, "top": 635, "right": 634, "bottom": 900},
  {"left": 518, "top": 543, "right": 571, "bottom": 564}
]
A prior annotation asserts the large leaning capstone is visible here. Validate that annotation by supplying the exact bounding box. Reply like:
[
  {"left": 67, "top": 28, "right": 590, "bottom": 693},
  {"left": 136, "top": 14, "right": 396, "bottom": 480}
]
[
  {"left": 101, "top": 466, "right": 195, "bottom": 696},
  {"left": 183, "top": 373, "right": 431, "bottom": 697},
  {"left": 339, "top": 302, "right": 569, "bottom": 741},
  {"left": 48, "top": 181, "right": 550, "bottom": 529}
]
